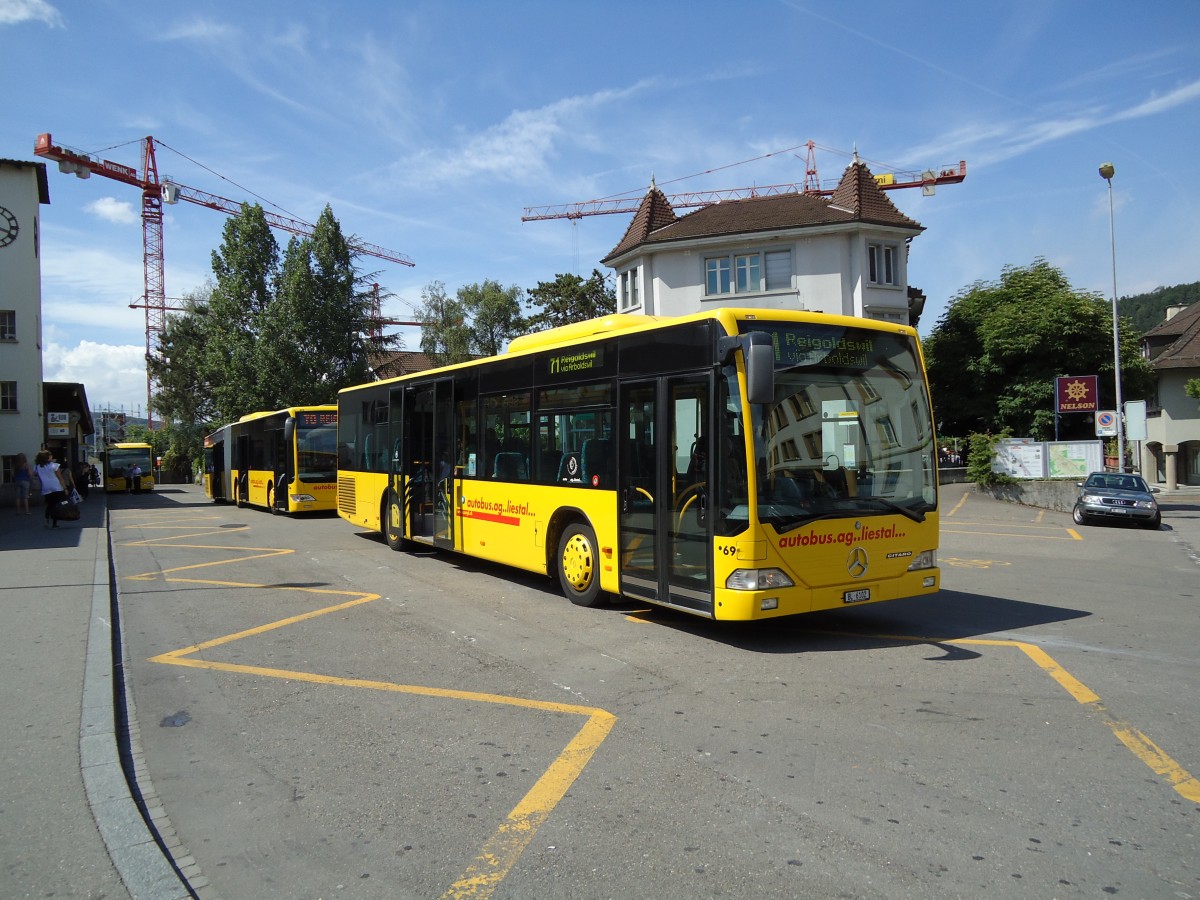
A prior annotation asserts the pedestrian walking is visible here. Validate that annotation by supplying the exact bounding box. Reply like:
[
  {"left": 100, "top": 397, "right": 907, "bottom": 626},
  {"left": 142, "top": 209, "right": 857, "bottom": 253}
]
[
  {"left": 12, "top": 452, "right": 31, "bottom": 515},
  {"left": 34, "top": 449, "right": 69, "bottom": 528}
]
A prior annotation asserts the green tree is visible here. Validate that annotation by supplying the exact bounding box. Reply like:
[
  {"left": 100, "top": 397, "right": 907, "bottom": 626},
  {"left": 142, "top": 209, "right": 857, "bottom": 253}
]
[
  {"left": 205, "top": 202, "right": 281, "bottom": 418},
  {"left": 147, "top": 285, "right": 219, "bottom": 477},
  {"left": 154, "top": 202, "right": 392, "bottom": 430},
  {"left": 524, "top": 269, "right": 615, "bottom": 332},
  {"left": 417, "top": 280, "right": 472, "bottom": 366},
  {"left": 457, "top": 279, "right": 525, "bottom": 357},
  {"left": 924, "top": 259, "right": 1154, "bottom": 440}
]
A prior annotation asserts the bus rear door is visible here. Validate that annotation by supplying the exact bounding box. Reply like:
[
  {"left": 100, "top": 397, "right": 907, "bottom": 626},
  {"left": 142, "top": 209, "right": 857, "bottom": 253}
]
[{"left": 404, "top": 380, "right": 455, "bottom": 549}]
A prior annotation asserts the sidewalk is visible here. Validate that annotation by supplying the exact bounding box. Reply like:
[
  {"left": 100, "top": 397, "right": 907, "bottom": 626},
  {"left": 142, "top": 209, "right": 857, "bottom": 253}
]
[{"left": 0, "top": 490, "right": 189, "bottom": 900}]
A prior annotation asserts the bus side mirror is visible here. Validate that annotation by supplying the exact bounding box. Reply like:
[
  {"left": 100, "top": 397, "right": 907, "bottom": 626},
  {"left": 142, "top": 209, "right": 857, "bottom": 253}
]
[
  {"left": 745, "top": 341, "right": 774, "bottom": 405},
  {"left": 719, "top": 331, "right": 775, "bottom": 405},
  {"left": 284, "top": 417, "right": 295, "bottom": 442}
]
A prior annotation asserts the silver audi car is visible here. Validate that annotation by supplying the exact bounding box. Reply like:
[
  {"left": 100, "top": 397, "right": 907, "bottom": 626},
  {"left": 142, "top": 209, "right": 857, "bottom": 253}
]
[{"left": 1072, "top": 472, "right": 1161, "bottom": 529}]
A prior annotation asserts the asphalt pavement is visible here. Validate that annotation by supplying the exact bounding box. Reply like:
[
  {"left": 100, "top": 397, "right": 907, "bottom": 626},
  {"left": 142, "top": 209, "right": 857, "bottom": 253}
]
[{"left": 0, "top": 480, "right": 1196, "bottom": 899}]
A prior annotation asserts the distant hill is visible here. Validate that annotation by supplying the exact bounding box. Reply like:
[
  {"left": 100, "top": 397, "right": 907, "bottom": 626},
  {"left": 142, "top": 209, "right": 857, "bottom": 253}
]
[{"left": 1119, "top": 281, "right": 1200, "bottom": 334}]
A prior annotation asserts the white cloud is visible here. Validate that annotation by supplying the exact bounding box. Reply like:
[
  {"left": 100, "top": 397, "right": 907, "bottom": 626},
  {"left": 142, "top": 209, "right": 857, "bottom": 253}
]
[
  {"left": 388, "top": 82, "right": 655, "bottom": 190},
  {"left": 85, "top": 197, "right": 139, "bottom": 225},
  {"left": 42, "top": 339, "right": 147, "bottom": 413},
  {"left": 157, "top": 15, "right": 238, "bottom": 43},
  {"left": 0, "top": 0, "right": 63, "bottom": 27}
]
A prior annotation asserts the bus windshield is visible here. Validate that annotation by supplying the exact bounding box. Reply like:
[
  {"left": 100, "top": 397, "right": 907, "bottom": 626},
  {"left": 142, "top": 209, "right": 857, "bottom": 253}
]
[
  {"left": 108, "top": 446, "right": 152, "bottom": 475},
  {"left": 745, "top": 322, "right": 937, "bottom": 533},
  {"left": 297, "top": 420, "right": 338, "bottom": 482}
]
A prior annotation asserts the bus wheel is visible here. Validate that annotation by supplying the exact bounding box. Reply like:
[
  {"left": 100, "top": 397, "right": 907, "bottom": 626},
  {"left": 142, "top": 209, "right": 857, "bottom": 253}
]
[
  {"left": 384, "top": 491, "right": 408, "bottom": 551},
  {"left": 557, "top": 522, "right": 603, "bottom": 607}
]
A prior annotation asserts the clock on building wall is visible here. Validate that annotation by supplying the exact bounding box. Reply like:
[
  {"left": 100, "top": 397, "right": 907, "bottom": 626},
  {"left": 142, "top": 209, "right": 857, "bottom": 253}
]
[{"left": 0, "top": 206, "right": 18, "bottom": 247}]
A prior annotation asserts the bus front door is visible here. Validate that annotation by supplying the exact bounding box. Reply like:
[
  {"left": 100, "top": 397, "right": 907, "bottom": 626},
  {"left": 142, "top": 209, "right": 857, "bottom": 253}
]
[{"left": 619, "top": 375, "right": 713, "bottom": 614}]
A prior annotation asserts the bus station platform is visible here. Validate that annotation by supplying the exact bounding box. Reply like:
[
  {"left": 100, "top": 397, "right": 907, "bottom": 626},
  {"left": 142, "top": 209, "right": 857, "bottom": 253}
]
[
  {"left": 0, "top": 480, "right": 1195, "bottom": 898},
  {"left": 0, "top": 491, "right": 192, "bottom": 900}
]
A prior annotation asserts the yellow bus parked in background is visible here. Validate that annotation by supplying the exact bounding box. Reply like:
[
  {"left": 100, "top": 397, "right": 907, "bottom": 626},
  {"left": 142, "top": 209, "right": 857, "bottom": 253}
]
[
  {"left": 336, "top": 309, "right": 940, "bottom": 620},
  {"left": 204, "top": 406, "right": 337, "bottom": 514},
  {"left": 103, "top": 442, "right": 155, "bottom": 493}
]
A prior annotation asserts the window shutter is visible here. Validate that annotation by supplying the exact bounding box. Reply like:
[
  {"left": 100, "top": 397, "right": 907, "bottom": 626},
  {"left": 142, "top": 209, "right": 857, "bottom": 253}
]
[{"left": 765, "top": 250, "right": 791, "bottom": 291}]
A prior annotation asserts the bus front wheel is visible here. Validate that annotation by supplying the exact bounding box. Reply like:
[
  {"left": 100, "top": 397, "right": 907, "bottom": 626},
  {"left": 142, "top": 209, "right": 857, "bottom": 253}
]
[
  {"left": 556, "top": 521, "right": 603, "bottom": 607},
  {"left": 384, "top": 491, "right": 408, "bottom": 551}
]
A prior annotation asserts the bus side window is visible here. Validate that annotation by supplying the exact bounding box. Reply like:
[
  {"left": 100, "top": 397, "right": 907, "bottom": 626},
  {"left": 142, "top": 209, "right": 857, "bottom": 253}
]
[
  {"left": 581, "top": 438, "right": 611, "bottom": 487},
  {"left": 493, "top": 452, "right": 526, "bottom": 481}
]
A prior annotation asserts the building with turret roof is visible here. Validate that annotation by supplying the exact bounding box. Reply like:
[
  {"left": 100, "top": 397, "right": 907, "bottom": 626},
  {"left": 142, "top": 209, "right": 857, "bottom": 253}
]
[{"left": 601, "top": 156, "right": 926, "bottom": 327}]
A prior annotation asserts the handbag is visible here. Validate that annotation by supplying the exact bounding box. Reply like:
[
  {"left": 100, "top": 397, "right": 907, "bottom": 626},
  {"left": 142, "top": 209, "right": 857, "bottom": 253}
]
[{"left": 69, "top": 488, "right": 83, "bottom": 505}]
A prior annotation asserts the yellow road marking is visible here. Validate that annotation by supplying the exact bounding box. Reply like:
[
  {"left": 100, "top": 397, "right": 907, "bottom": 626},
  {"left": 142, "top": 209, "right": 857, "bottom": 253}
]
[
  {"left": 859, "top": 631, "right": 1200, "bottom": 802},
  {"left": 941, "top": 528, "right": 1079, "bottom": 540},
  {"left": 123, "top": 512, "right": 618, "bottom": 898},
  {"left": 947, "top": 492, "right": 969, "bottom": 516},
  {"left": 941, "top": 557, "right": 1012, "bottom": 569},
  {"left": 1067, "top": 528, "right": 1083, "bottom": 540}
]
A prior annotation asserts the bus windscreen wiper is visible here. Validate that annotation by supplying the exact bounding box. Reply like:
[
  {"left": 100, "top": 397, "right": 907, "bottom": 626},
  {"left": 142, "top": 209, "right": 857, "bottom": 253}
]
[{"left": 850, "top": 496, "right": 926, "bottom": 523}]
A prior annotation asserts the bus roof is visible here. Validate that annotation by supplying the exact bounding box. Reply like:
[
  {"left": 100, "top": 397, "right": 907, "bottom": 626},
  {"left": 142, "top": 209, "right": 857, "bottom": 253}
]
[
  {"left": 342, "top": 307, "right": 919, "bottom": 395},
  {"left": 236, "top": 404, "right": 337, "bottom": 424}
]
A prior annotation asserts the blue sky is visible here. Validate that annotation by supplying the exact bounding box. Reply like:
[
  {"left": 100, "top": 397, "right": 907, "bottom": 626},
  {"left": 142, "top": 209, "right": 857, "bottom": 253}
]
[{"left": 3, "top": 0, "right": 1198, "bottom": 413}]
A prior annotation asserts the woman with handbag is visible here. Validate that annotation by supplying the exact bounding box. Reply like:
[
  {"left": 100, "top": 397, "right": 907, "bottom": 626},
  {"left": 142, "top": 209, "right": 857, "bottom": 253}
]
[{"left": 34, "top": 450, "right": 69, "bottom": 528}]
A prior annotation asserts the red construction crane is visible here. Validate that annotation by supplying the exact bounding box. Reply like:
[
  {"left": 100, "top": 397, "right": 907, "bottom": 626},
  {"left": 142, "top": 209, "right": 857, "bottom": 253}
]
[
  {"left": 34, "top": 132, "right": 414, "bottom": 426},
  {"left": 521, "top": 141, "right": 966, "bottom": 221}
]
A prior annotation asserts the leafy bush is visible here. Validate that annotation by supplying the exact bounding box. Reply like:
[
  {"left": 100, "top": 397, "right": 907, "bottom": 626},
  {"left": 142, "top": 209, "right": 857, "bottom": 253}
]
[{"left": 966, "top": 431, "right": 1015, "bottom": 486}]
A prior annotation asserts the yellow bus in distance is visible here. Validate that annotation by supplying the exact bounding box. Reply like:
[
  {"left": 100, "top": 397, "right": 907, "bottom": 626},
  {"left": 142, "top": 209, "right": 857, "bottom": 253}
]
[
  {"left": 205, "top": 406, "right": 337, "bottom": 514},
  {"left": 103, "top": 442, "right": 155, "bottom": 492},
  {"left": 336, "top": 308, "right": 940, "bottom": 621}
]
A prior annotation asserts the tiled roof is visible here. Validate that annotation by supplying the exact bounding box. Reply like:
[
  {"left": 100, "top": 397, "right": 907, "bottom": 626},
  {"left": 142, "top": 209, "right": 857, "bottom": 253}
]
[
  {"left": 1143, "top": 302, "right": 1200, "bottom": 370},
  {"left": 828, "top": 161, "right": 923, "bottom": 227},
  {"left": 602, "top": 160, "right": 922, "bottom": 264},
  {"left": 605, "top": 184, "right": 678, "bottom": 260},
  {"left": 370, "top": 349, "right": 436, "bottom": 380}
]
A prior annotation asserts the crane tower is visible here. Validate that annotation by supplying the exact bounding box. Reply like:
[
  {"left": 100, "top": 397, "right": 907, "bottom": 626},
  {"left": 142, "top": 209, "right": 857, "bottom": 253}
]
[{"left": 34, "top": 133, "right": 414, "bottom": 426}]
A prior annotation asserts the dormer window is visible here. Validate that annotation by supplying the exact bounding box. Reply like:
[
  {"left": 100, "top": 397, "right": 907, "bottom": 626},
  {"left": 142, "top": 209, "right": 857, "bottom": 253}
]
[
  {"left": 620, "top": 267, "right": 640, "bottom": 310},
  {"left": 868, "top": 243, "right": 898, "bottom": 286}
]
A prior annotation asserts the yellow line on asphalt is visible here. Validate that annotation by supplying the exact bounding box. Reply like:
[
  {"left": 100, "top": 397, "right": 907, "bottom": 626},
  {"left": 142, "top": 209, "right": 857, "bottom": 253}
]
[
  {"left": 941, "top": 528, "right": 1079, "bottom": 540},
  {"left": 136, "top": 517, "right": 618, "bottom": 898},
  {"left": 946, "top": 492, "right": 969, "bottom": 516},
  {"left": 1067, "top": 528, "right": 1083, "bottom": 540},
  {"left": 866, "top": 632, "right": 1199, "bottom": 802},
  {"left": 125, "top": 547, "right": 295, "bottom": 580}
]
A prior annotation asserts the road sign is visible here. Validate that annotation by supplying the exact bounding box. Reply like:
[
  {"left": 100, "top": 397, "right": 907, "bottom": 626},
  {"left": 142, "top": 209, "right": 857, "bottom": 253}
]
[{"left": 1095, "top": 410, "right": 1117, "bottom": 436}]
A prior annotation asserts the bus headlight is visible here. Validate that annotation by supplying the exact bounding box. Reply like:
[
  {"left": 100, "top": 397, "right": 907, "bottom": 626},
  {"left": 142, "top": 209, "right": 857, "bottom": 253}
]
[
  {"left": 290, "top": 493, "right": 316, "bottom": 503},
  {"left": 907, "top": 550, "right": 936, "bottom": 571},
  {"left": 726, "top": 568, "right": 795, "bottom": 591}
]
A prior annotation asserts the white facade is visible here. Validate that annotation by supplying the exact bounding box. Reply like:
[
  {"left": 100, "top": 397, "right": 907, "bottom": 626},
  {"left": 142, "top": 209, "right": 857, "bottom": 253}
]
[
  {"left": 614, "top": 226, "right": 914, "bottom": 325},
  {"left": 0, "top": 160, "right": 49, "bottom": 484},
  {"left": 604, "top": 166, "right": 923, "bottom": 328}
]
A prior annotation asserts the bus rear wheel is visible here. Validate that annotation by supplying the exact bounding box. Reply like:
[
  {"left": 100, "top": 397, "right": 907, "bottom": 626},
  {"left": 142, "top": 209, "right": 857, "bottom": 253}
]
[{"left": 557, "top": 521, "right": 603, "bottom": 607}]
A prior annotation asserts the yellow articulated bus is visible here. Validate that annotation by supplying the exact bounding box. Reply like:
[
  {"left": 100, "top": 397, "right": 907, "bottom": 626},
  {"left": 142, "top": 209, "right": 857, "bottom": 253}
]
[
  {"left": 103, "top": 442, "right": 156, "bottom": 492},
  {"left": 204, "top": 406, "right": 338, "bottom": 514},
  {"left": 336, "top": 309, "right": 940, "bottom": 620}
]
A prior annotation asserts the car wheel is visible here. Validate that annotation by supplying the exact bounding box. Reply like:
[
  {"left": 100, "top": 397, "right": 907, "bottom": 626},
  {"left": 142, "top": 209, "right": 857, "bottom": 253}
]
[
  {"left": 1071, "top": 504, "right": 1088, "bottom": 526},
  {"left": 1142, "top": 514, "right": 1161, "bottom": 530}
]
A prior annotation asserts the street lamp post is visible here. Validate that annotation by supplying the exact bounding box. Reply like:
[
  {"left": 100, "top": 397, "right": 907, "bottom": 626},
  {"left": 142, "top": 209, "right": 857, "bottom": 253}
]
[{"left": 1099, "top": 162, "right": 1125, "bottom": 472}]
